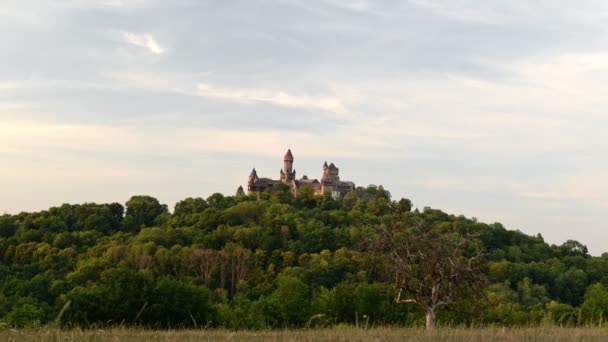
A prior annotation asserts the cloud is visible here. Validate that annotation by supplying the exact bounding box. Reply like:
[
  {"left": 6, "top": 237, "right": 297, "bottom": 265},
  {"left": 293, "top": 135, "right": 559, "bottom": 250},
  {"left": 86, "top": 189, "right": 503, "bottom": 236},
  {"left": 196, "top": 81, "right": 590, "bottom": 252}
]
[
  {"left": 316, "top": 0, "right": 370, "bottom": 12},
  {"left": 407, "top": 0, "right": 501, "bottom": 24},
  {"left": 122, "top": 32, "right": 164, "bottom": 54},
  {"left": 196, "top": 83, "right": 349, "bottom": 115},
  {"left": 0, "top": 118, "right": 391, "bottom": 162},
  {"left": 0, "top": 82, "right": 21, "bottom": 91},
  {"left": 517, "top": 192, "right": 584, "bottom": 200},
  {"left": 517, "top": 190, "right": 608, "bottom": 210},
  {"left": 60, "top": 0, "right": 129, "bottom": 8},
  {"left": 0, "top": 120, "right": 138, "bottom": 153},
  {"left": 516, "top": 172, "right": 608, "bottom": 209}
]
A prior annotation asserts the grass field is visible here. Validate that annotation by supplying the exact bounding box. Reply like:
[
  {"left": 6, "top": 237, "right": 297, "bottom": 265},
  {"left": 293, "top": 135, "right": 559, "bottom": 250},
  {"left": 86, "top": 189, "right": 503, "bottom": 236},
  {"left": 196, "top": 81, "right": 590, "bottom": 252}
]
[{"left": 2, "top": 326, "right": 608, "bottom": 342}]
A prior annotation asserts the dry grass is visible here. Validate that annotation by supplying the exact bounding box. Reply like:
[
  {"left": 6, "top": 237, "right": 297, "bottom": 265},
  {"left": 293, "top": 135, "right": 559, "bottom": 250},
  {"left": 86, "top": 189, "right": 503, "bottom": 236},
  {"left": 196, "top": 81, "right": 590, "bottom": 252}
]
[{"left": 2, "top": 326, "right": 608, "bottom": 342}]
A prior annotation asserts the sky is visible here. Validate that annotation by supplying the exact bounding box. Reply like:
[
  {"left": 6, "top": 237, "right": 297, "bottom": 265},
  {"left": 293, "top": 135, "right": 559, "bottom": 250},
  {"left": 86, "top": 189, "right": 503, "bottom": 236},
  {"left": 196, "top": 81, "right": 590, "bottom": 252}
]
[{"left": 1, "top": 0, "right": 608, "bottom": 254}]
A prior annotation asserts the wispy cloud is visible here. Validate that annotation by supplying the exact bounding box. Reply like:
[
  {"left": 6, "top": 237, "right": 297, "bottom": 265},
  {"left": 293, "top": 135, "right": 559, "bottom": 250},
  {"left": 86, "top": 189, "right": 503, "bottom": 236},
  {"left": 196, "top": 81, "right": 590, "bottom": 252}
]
[
  {"left": 517, "top": 190, "right": 608, "bottom": 209},
  {"left": 516, "top": 172, "right": 608, "bottom": 209},
  {"left": 317, "top": 0, "right": 370, "bottom": 12},
  {"left": 0, "top": 82, "right": 21, "bottom": 91},
  {"left": 122, "top": 31, "right": 164, "bottom": 54},
  {"left": 196, "top": 83, "right": 349, "bottom": 115},
  {"left": 407, "top": 0, "right": 502, "bottom": 24},
  {"left": 0, "top": 118, "right": 391, "bottom": 161},
  {"left": 517, "top": 192, "right": 584, "bottom": 200}
]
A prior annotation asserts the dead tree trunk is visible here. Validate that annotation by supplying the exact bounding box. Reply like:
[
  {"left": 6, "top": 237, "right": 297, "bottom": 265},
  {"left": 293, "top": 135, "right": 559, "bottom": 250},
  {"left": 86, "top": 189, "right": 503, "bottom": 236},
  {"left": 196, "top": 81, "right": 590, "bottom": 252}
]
[
  {"left": 373, "top": 222, "right": 485, "bottom": 331},
  {"left": 395, "top": 288, "right": 441, "bottom": 330},
  {"left": 424, "top": 305, "right": 436, "bottom": 330}
]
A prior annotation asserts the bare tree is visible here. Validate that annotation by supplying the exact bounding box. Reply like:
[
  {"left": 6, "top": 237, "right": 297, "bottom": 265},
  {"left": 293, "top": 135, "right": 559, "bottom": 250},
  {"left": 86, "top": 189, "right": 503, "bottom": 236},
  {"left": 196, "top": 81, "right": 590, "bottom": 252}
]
[
  {"left": 227, "top": 245, "right": 251, "bottom": 294},
  {"left": 135, "top": 253, "right": 154, "bottom": 270},
  {"left": 369, "top": 221, "right": 485, "bottom": 329},
  {"left": 218, "top": 250, "right": 229, "bottom": 290},
  {"left": 191, "top": 249, "right": 219, "bottom": 286}
]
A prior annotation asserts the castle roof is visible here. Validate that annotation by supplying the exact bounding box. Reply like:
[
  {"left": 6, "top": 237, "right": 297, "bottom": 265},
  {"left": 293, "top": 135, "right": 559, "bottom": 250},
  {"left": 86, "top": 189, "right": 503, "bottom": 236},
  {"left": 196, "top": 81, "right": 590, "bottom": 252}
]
[
  {"left": 253, "top": 178, "right": 276, "bottom": 186},
  {"left": 329, "top": 163, "right": 337, "bottom": 169},
  {"left": 249, "top": 168, "right": 258, "bottom": 178},
  {"left": 338, "top": 181, "right": 355, "bottom": 189},
  {"left": 284, "top": 149, "right": 294, "bottom": 161},
  {"left": 294, "top": 178, "right": 321, "bottom": 189}
]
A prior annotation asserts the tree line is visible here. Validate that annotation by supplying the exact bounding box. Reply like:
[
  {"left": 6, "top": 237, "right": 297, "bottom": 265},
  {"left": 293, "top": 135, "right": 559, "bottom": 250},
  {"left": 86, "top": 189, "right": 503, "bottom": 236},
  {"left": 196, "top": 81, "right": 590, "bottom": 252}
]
[{"left": 0, "top": 183, "right": 607, "bottom": 328}]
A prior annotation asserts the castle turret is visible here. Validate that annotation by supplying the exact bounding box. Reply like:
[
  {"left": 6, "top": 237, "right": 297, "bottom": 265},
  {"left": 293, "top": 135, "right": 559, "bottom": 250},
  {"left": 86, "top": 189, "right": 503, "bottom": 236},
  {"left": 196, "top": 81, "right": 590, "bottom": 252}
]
[
  {"left": 321, "top": 161, "right": 340, "bottom": 195},
  {"left": 248, "top": 168, "right": 258, "bottom": 192},
  {"left": 280, "top": 149, "right": 296, "bottom": 183}
]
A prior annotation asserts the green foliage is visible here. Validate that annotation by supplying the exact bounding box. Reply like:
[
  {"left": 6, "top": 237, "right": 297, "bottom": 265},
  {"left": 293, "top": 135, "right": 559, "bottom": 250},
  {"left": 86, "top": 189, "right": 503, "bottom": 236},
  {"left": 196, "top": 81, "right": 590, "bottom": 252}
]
[
  {"left": 543, "top": 301, "right": 576, "bottom": 325},
  {"left": 0, "top": 215, "right": 17, "bottom": 238},
  {"left": 0, "top": 188, "right": 603, "bottom": 329},
  {"left": 174, "top": 197, "right": 208, "bottom": 216},
  {"left": 62, "top": 268, "right": 153, "bottom": 326},
  {"left": 581, "top": 283, "right": 608, "bottom": 323},
  {"left": 4, "top": 303, "right": 45, "bottom": 327},
  {"left": 123, "top": 196, "right": 168, "bottom": 232},
  {"left": 271, "top": 275, "right": 311, "bottom": 326},
  {"left": 144, "top": 277, "right": 214, "bottom": 327}
]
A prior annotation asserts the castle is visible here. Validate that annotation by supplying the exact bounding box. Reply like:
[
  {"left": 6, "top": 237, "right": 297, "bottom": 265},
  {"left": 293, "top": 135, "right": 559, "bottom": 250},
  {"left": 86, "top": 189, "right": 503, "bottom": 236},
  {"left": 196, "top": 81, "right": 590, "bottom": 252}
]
[{"left": 237, "top": 149, "right": 355, "bottom": 198}]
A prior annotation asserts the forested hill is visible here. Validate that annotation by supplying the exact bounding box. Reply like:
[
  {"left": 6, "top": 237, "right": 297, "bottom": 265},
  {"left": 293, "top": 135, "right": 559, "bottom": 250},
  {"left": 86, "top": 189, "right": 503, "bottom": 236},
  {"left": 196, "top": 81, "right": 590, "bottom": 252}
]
[{"left": 1, "top": 184, "right": 606, "bottom": 328}]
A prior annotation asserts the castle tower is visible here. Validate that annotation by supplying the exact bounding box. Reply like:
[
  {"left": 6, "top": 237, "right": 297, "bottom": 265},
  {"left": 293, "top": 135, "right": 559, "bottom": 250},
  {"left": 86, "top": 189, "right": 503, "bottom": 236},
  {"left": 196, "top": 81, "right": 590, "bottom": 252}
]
[
  {"left": 248, "top": 168, "right": 258, "bottom": 192},
  {"left": 321, "top": 162, "right": 340, "bottom": 195},
  {"left": 280, "top": 149, "right": 296, "bottom": 183},
  {"left": 322, "top": 161, "right": 339, "bottom": 183}
]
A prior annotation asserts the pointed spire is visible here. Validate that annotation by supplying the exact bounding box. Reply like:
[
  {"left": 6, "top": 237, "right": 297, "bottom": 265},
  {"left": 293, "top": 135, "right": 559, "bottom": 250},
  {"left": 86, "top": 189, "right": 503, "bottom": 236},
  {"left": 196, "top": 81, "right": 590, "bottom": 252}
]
[
  {"left": 249, "top": 168, "right": 258, "bottom": 178},
  {"left": 323, "top": 161, "right": 328, "bottom": 168},
  {"left": 284, "top": 148, "right": 294, "bottom": 161}
]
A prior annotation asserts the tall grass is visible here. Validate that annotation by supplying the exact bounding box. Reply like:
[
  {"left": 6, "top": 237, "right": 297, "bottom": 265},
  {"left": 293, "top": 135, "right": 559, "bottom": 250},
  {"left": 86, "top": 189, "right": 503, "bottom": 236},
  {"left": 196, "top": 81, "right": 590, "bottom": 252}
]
[{"left": 1, "top": 326, "right": 608, "bottom": 341}]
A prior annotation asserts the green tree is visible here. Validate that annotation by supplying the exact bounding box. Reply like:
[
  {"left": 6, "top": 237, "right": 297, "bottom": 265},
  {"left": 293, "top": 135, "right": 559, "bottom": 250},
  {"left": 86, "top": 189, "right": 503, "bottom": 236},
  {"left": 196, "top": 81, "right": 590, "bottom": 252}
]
[
  {"left": 0, "top": 215, "right": 17, "bottom": 238},
  {"left": 4, "top": 303, "right": 46, "bottom": 327},
  {"left": 394, "top": 198, "right": 412, "bottom": 214},
  {"left": 145, "top": 277, "right": 214, "bottom": 327},
  {"left": 295, "top": 186, "right": 318, "bottom": 209},
  {"left": 272, "top": 275, "right": 311, "bottom": 326},
  {"left": 174, "top": 197, "right": 208, "bottom": 216},
  {"left": 63, "top": 268, "right": 153, "bottom": 326},
  {"left": 271, "top": 183, "right": 294, "bottom": 205},
  {"left": 581, "top": 283, "right": 608, "bottom": 323},
  {"left": 123, "top": 196, "right": 168, "bottom": 232},
  {"left": 557, "top": 240, "right": 589, "bottom": 258}
]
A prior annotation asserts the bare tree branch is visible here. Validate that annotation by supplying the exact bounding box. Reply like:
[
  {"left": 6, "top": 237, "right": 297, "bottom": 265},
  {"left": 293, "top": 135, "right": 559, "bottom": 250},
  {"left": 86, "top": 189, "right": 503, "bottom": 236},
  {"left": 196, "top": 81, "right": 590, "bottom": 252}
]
[{"left": 367, "top": 221, "right": 486, "bottom": 330}]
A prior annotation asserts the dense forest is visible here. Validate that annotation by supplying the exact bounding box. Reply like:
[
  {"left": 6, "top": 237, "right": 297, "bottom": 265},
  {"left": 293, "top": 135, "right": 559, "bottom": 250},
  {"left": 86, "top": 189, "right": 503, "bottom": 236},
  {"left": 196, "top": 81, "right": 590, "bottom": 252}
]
[{"left": 1, "top": 184, "right": 607, "bottom": 329}]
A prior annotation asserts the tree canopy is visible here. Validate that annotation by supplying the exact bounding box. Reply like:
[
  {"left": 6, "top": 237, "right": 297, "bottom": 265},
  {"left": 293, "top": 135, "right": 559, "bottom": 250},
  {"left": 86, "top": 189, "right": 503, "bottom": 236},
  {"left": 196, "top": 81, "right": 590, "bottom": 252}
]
[{"left": 0, "top": 187, "right": 603, "bottom": 328}]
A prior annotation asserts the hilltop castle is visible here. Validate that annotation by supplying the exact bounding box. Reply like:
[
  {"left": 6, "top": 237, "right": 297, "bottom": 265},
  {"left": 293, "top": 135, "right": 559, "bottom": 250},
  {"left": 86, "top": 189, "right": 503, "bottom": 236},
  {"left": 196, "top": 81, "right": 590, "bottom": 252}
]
[{"left": 238, "top": 149, "right": 355, "bottom": 198}]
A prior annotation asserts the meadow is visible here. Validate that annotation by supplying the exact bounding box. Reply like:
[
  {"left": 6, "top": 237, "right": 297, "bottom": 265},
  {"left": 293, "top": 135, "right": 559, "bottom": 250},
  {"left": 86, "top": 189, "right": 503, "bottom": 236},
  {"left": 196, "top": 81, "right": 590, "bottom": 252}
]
[{"left": 2, "top": 326, "right": 608, "bottom": 342}]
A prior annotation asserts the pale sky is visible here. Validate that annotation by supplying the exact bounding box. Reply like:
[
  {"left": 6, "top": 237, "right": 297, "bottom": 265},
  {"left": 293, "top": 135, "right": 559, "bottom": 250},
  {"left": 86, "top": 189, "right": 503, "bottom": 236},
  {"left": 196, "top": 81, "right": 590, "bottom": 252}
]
[{"left": 1, "top": 0, "right": 608, "bottom": 254}]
